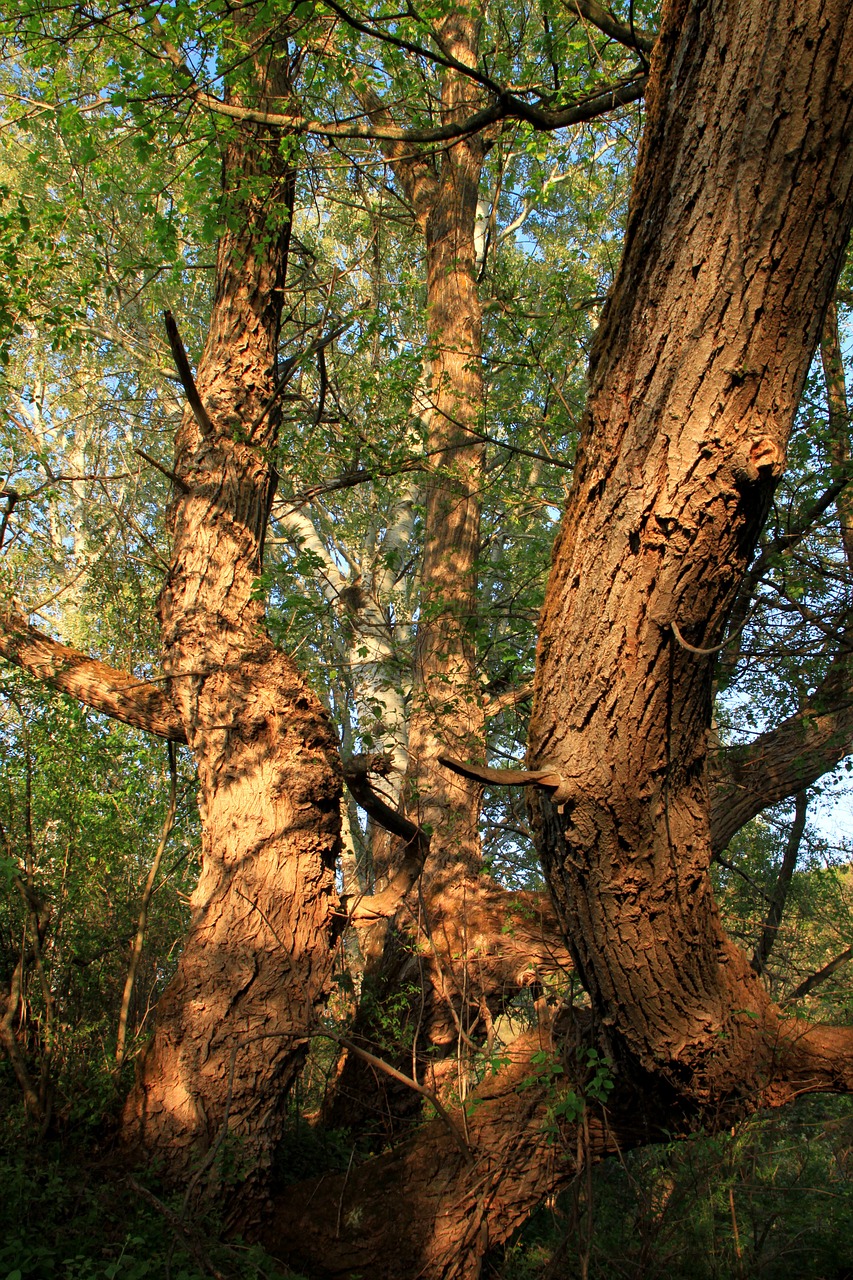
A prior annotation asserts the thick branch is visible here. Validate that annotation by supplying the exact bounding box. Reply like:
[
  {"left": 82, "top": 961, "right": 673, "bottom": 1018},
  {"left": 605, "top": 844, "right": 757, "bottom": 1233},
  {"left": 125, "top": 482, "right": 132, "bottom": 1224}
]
[
  {"left": 262, "top": 1011, "right": 853, "bottom": 1280},
  {"left": 709, "top": 656, "right": 853, "bottom": 856},
  {"left": 0, "top": 608, "right": 185, "bottom": 742},
  {"left": 342, "top": 756, "right": 431, "bottom": 921},
  {"left": 571, "top": 0, "right": 657, "bottom": 53}
]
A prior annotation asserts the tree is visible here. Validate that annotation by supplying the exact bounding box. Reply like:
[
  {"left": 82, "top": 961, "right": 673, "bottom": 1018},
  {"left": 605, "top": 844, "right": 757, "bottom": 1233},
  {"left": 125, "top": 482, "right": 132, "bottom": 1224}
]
[
  {"left": 1, "top": 0, "right": 853, "bottom": 1276},
  {"left": 528, "top": 0, "right": 853, "bottom": 1110}
]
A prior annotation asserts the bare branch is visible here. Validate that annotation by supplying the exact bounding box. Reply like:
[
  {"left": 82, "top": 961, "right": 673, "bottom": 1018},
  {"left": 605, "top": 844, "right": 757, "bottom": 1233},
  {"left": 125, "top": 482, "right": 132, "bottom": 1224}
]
[
  {"left": 570, "top": 0, "right": 657, "bottom": 54},
  {"left": 134, "top": 448, "right": 190, "bottom": 494},
  {"left": 163, "top": 310, "right": 215, "bottom": 439},
  {"left": 116, "top": 743, "right": 179, "bottom": 1067},
  {"left": 783, "top": 942, "right": 853, "bottom": 1004},
  {"left": 439, "top": 754, "right": 565, "bottom": 789},
  {"left": 0, "top": 605, "right": 186, "bottom": 742},
  {"left": 153, "top": 60, "right": 645, "bottom": 145},
  {"left": 751, "top": 790, "right": 808, "bottom": 976},
  {"left": 274, "top": 460, "right": 426, "bottom": 517}
]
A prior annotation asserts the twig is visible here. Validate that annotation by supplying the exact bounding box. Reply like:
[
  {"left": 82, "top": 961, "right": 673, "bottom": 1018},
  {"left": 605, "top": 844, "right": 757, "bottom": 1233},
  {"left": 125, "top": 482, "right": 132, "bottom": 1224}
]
[
  {"left": 116, "top": 743, "right": 178, "bottom": 1067},
  {"left": 134, "top": 447, "right": 190, "bottom": 494},
  {"left": 127, "top": 1178, "right": 229, "bottom": 1280},
  {"left": 163, "top": 311, "right": 215, "bottom": 439},
  {"left": 335, "top": 1145, "right": 357, "bottom": 1237}
]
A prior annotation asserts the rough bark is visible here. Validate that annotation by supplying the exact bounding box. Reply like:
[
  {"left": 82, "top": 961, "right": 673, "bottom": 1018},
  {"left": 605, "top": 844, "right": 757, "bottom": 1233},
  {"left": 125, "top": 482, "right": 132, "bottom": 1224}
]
[
  {"left": 120, "top": 45, "right": 342, "bottom": 1189},
  {"left": 188, "top": 0, "right": 853, "bottom": 1263},
  {"left": 322, "top": 17, "right": 490, "bottom": 1128},
  {"left": 403, "top": 70, "right": 486, "bottom": 885},
  {"left": 529, "top": 0, "right": 853, "bottom": 1106},
  {"left": 821, "top": 296, "right": 853, "bottom": 570},
  {"left": 0, "top": 606, "right": 184, "bottom": 741},
  {"left": 265, "top": 1027, "right": 615, "bottom": 1280}
]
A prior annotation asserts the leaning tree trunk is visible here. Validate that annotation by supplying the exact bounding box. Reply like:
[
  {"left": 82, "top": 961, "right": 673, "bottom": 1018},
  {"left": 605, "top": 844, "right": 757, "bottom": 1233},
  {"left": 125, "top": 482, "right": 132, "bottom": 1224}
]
[
  {"left": 262, "top": 3, "right": 853, "bottom": 1276},
  {"left": 121, "top": 49, "right": 341, "bottom": 1191},
  {"left": 529, "top": 0, "right": 853, "bottom": 1112}
]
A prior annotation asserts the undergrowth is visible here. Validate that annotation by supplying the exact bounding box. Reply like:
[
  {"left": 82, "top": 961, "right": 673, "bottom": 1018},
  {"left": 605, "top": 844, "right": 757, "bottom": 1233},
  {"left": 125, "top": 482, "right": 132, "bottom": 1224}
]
[
  {"left": 497, "top": 1095, "right": 853, "bottom": 1280},
  {"left": 0, "top": 1079, "right": 300, "bottom": 1280}
]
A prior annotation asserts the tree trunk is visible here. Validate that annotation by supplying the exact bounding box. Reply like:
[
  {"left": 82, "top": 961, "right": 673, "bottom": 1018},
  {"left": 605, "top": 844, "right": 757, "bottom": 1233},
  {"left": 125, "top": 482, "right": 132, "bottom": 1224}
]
[
  {"left": 709, "top": 288, "right": 853, "bottom": 848},
  {"left": 265, "top": 1026, "right": 619, "bottom": 1280},
  {"left": 403, "top": 77, "right": 486, "bottom": 885},
  {"left": 323, "top": 20, "right": 491, "bottom": 1129},
  {"left": 121, "top": 47, "right": 341, "bottom": 1190},
  {"left": 529, "top": 0, "right": 853, "bottom": 1107},
  {"left": 281, "top": 2, "right": 853, "bottom": 1269}
]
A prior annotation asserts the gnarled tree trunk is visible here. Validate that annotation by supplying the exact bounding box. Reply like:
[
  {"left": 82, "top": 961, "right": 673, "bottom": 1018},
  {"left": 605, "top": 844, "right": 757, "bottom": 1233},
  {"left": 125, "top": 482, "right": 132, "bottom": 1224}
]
[
  {"left": 121, "top": 45, "right": 341, "bottom": 1190},
  {"left": 265, "top": 2, "right": 853, "bottom": 1274},
  {"left": 529, "top": 0, "right": 853, "bottom": 1109}
]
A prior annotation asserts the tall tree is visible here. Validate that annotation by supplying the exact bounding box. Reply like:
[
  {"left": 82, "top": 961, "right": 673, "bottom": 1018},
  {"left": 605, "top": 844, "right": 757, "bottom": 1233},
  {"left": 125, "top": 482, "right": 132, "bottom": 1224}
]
[
  {"left": 3, "top": 0, "right": 853, "bottom": 1275},
  {"left": 265, "top": 0, "right": 853, "bottom": 1274},
  {"left": 118, "top": 28, "right": 343, "bottom": 1189}
]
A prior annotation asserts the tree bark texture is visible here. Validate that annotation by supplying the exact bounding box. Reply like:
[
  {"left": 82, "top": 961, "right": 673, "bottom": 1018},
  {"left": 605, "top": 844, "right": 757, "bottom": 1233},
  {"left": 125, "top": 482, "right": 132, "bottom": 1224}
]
[
  {"left": 0, "top": 606, "right": 184, "bottom": 741},
  {"left": 265, "top": 1028, "right": 612, "bottom": 1280},
  {"left": 121, "top": 48, "right": 342, "bottom": 1187},
  {"left": 529, "top": 0, "right": 853, "bottom": 1109},
  {"left": 821, "top": 296, "right": 853, "bottom": 570},
  {"left": 323, "top": 21, "right": 490, "bottom": 1129},
  {"left": 402, "top": 32, "right": 487, "bottom": 883},
  {"left": 709, "top": 290, "right": 853, "bottom": 850}
]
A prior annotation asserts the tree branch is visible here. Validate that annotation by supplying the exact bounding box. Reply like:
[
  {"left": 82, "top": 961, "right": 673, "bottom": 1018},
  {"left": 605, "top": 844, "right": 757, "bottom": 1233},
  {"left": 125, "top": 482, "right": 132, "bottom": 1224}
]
[
  {"left": 570, "top": 0, "right": 657, "bottom": 53},
  {"left": 783, "top": 943, "right": 853, "bottom": 1004},
  {"left": 709, "top": 646, "right": 853, "bottom": 856},
  {"left": 163, "top": 310, "right": 215, "bottom": 439},
  {"left": 134, "top": 448, "right": 190, "bottom": 494},
  {"left": 154, "top": 63, "right": 645, "bottom": 145},
  {"left": 0, "top": 606, "right": 186, "bottom": 742},
  {"left": 751, "top": 790, "right": 808, "bottom": 976},
  {"left": 439, "top": 753, "right": 565, "bottom": 789},
  {"left": 341, "top": 755, "right": 431, "bottom": 921}
]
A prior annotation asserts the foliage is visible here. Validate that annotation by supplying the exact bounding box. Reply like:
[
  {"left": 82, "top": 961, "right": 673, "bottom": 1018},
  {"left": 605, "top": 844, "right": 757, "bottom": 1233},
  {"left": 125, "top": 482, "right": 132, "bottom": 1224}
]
[
  {"left": 0, "top": 671, "right": 199, "bottom": 1113},
  {"left": 499, "top": 1096, "right": 853, "bottom": 1280},
  {"left": 0, "top": 1118, "right": 299, "bottom": 1280}
]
